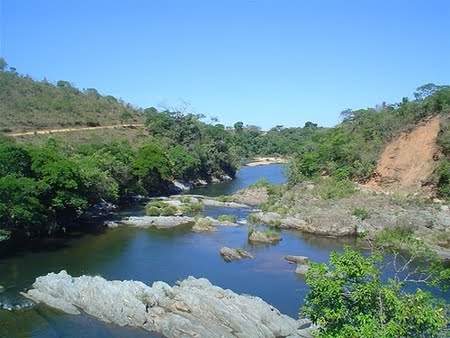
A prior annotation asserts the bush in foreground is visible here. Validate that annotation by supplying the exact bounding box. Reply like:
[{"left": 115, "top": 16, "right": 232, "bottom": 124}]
[{"left": 302, "top": 245, "right": 449, "bottom": 337}]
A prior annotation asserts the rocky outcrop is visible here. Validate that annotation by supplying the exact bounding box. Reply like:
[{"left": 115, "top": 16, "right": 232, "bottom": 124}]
[
  {"left": 220, "top": 247, "right": 255, "bottom": 261},
  {"left": 249, "top": 211, "right": 357, "bottom": 237},
  {"left": 23, "top": 271, "right": 312, "bottom": 337},
  {"left": 233, "top": 187, "right": 269, "bottom": 206},
  {"left": 191, "top": 217, "right": 216, "bottom": 232},
  {"left": 249, "top": 231, "right": 281, "bottom": 244},
  {"left": 121, "top": 216, "right": 195, "bottom": 229},
  {"left": 202, "top": 199, "right": 250, "bottom": 208}
]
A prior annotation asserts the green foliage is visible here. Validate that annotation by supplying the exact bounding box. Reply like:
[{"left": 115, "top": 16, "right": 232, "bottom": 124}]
[
  {"left": 261, "top": 229, "right": 280, "bottom": 238},
  {"left": 145, "top": 206, "right": 161, "bottom": 216},
  {"left": 352, "top": 207, "right": 370, "bottom": 220},
  {"left": 246, "top": 214, "right": 260, "bottom": 224},
  {"left": 436, "top": 160, "right": 450, "bottom": 199},
  {"left": 217, "top": 214, "right": 237, "bottom": 222},
  {"left": 250, "top": 177, "right": 270, "bottom": 188},
  {"left": 268, "top": 219, "right": 282, "bottom": 227},
  {"left": 314, "top": 178, "right": 356, "bottom": 200},
  {"left": 168, "top": 145, "right": 201, "bottom": 180},
  {"left": 161, "top": 205, "right": 177, "bottom": 216},
  {"left": 189, "top": 202, "right": 204, "bottom": 212},
  {"left": 134, "top": 144, "right": 171, "bottom": 193},
  {"left": 0, "top": 143, "right": 32, "bottom": 177},
  {"left": 302, "top": 246, "right": 448, "bottom": 337},
  {"left": 0, "top": 175, "right": 47, "bottom": 237},
  {"left": 194, "top": 216, "right": 213, "bottom": 228}
]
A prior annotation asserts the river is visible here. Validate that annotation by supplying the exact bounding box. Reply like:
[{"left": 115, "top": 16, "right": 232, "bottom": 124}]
[{"left": 0, "top": 164, "right": 443, "bottom": 337}]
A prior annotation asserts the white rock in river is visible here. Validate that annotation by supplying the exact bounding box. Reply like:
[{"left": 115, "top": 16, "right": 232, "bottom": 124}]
[{"left": 23, "top": 270, "right": 311, "bottom": 337}]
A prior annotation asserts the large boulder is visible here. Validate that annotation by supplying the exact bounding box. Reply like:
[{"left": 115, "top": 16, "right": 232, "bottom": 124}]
[{"left": 23, "top": 271, "right": 311, "bottom": 337}]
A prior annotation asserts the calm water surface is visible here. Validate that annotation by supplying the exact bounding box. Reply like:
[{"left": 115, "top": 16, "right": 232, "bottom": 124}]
[{"left": 0, "top": 164, "right": 445, "bottom": 337}]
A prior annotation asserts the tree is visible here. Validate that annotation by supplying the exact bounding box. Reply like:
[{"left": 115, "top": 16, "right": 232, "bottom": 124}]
[
  {"left": 0, "top": 58, "right": 7, "bottom": 71},
  {"left": 0, "top": 144, "right": 32, "bottom": 177},
  {"left": 234, "top": 121, "right": 244, "bottom": 133},
  {"left": 302, "top": 238, "right": 449, "bottom": 337},
  {"left": 133, "top": 145, "right": 171, "bottom": 193},
  {"left": 168, "top": 145, "right": 201, "bottom": 180},
  {"left": 0, "top": 175, "right": 47, "bottom": 238}
]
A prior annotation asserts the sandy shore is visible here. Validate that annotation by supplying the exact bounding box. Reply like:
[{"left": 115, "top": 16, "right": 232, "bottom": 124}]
[{"left": 245, "top": 156, "right": 288, "bottom": 167}]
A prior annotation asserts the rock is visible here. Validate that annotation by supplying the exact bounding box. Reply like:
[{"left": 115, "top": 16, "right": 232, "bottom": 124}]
[
  {"left": 251, "top": 212, "right": 282, "bottom": 224},
  {"left": 203, "top": 199, "right": 250, "bottom": 208},
  {"left": 191, "top": 217, "right": 216, "bottom": 232},
  {"left": 193, "top": 179, "right": 208, "bottom": 186},
  {"left": 220, "top": 247, "right": 254, "bottom": 262},
  {"left": 284, "top": 256, "right": 309, "bottom": 275},
  {"left": 233, "top": 187, "right": 269, "bottom": 206},
  {"left": 172, "top": 180, "right": 192, "bottom": 192},
  {"left": 280, "top": 217, "right": 308, "bottom": 230},
  {"left": 24, "top": 271, "right": 308, "bottom": 337},
  {"left": 122, "top": 216, "right": 195, "bottom": 229},
  {"left": 249, "top": 231, "right": 281, "bottom": 244},
  {"left": 104, "top": 221, "right": 120, "bottom": 228},
  {"left": 295, "top": 264, "right": 309, "bottom": 275},
  {"left": 221, "top": 174, "right": 232, "bottom": 181},
  {"left": 284, "top": 256, "right": 309, "bottom": 265}
]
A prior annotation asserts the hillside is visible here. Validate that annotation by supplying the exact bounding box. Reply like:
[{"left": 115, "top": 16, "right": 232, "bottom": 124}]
[
  {"left": 0, "top": 67, "right": 146, "bottom": 132},
  {"left": 288, "top": 84, "right": 450, "bottom": 198},
  {"left": 365, "top": 116, "right": 441, "bottom": 196}
]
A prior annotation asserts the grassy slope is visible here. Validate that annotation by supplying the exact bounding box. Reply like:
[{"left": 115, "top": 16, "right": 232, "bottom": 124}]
[{"left": 0, "top": 70, "right": 146, "bottom": 132}]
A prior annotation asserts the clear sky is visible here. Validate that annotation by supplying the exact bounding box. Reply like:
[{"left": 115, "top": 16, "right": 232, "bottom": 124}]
[{"left": 1, "top": 0, "right": 449, "bottom": 130}]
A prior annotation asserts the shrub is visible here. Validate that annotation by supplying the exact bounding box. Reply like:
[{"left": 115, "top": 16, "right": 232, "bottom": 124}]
[
  {"left": 246, "top": 214, "right": 260, "bottom": 224},
  {"left": 194, "top": 216, "right": 213, "bottom": 228},
  {"left": 146, "top": 206, "right": 161, "bottom": 216},
  {"left": 302, "top": 246, "right": 449, "bottom": 337},
  {"left": 215, "top": 195, "right": 235, "bottom": 202},
  {"left": 315, "top": 178, "right": 356, "bottom": 200},
  {"left": 179, "top": 205, "right": 192, "bottom": 214},
  {"left": 218, "top": 215, "right": 237, "bottom": 222},
  {"left": 268, "top": 219, "right": 282, "bottom": 227},
  {"left": 351, "top": 207, "right": 369, "bottom": 220},
  {"left": 189, "top": 202, "right": 204, "bottom": 211},
  {"left": 262, "top": 229, "right": 280, "bottom": 238},
  {"left": 161, "top": 205, "right": 177, "bottom": 216}
]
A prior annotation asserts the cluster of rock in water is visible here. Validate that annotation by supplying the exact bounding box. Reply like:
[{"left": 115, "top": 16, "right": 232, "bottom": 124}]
[{"left": 23, "top": 271, "right": 314, "bottom": 338}]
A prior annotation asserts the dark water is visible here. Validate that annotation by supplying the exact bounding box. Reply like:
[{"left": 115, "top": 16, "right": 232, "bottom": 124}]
[{"left": 0, "top": 164, "right": 446, "bottom": 337}]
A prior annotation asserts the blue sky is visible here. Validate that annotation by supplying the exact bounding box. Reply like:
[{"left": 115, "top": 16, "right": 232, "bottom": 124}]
[{"left": 1, "top": 0, "right": 449, "bottom": 130}]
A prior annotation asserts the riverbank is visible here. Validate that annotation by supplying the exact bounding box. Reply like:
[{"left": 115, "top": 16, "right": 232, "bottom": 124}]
[
  {"left": 236, "top": 182, "right": 450, "bottom": 259},
  {"left": 244, "top": 156, "right": 288, "bottom": 167}
]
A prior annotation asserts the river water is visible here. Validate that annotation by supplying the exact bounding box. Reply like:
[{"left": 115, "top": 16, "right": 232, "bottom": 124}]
[{"left": 0, "top": 164, "right": 444, "bottom": 337}]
